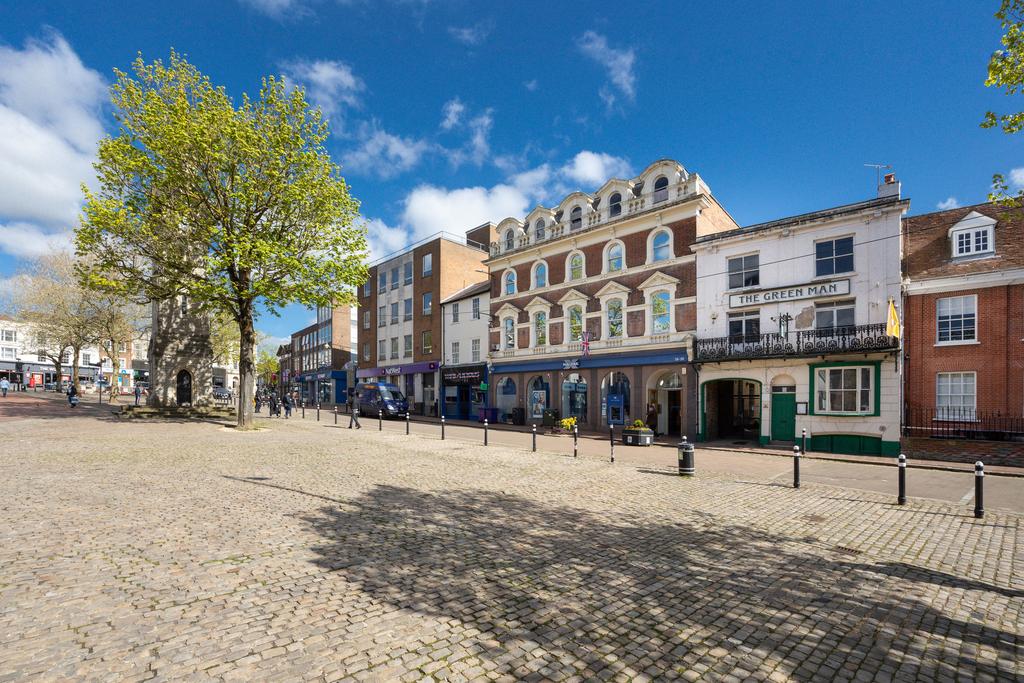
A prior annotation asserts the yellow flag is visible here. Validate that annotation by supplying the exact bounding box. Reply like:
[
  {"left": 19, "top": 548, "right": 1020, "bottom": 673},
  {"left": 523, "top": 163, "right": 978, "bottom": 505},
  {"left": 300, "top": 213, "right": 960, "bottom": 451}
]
[{"left": 886, "top": 298, "right": 901, "bottom": 337}]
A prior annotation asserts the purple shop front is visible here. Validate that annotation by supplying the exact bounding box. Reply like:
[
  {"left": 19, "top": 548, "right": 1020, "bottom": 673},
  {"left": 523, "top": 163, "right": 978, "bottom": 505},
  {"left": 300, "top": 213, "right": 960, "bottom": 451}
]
[{"left": 356, "top": 361, "right": 439, "bottom": 379}]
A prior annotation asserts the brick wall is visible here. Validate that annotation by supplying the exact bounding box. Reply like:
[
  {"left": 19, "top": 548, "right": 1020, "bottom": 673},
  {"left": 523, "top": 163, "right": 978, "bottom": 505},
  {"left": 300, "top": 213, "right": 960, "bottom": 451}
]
[{"left": 902, "top": 437, "right": 1024, "bottom": 467}]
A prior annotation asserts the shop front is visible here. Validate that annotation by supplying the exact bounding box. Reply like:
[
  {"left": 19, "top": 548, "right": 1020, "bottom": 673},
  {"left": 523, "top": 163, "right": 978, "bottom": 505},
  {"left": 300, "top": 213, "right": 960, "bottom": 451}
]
[
  {"left": 489, "top": 349, "right": 696, "bottom": 437},
  {"left": 295, "top": 369, "right": 348, "bottom": 405},
  {"left": 440, "top": 363, "right": 488, "bottom": 421},
  {"left": 357, "top": 360, "right": 440, "bottom": 416}
]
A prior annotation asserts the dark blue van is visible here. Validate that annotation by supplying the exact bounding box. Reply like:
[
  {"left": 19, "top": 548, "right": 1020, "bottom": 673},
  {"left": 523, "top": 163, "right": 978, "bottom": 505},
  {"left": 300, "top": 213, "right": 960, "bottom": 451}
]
[{"left": 355, "top": 381, "right": 409, "bottom": 418}]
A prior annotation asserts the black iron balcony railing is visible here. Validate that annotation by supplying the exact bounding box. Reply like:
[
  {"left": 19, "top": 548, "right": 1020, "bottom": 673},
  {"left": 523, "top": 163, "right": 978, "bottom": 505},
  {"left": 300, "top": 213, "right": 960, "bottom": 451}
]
[{"left": 694, "top": 323, "right": 898, "bottom": 362}]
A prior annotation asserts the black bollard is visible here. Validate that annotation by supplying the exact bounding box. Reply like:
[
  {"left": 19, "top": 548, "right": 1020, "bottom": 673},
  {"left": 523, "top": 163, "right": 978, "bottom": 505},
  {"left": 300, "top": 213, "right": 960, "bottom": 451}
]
[
  {"left": 334, "top": 406, "right": 337, "bottom": 425},
  {"left": 532, "top": 424, "right": 537, "bottom": 452},
  {"left": 441, "top": 415, "right": 446, "bottom": 440},
  {"left": 609, "top": 425, "right": 615, "bottom": 463},
  {"left": 406, "top": 412, "right": 410, "bottom": 435},
  {"left": 974, "top": 461, "right": 984, "bottom": 519},
  {"left": 793, "top": 444, "right": 801, "bottom": 489},
  {"left": 897, "top": 453, "right": 907, "bottom": 505},
  {"left": 484, "top": 419, "right": 489, "bottom": 446},
  {"left": 678, "top": 436, "right": 695, "bottom": 476},
  {"left": 316, "top": 403, "right": 320, "bottom": 422},
  {"left": 573, "top": 425, "right": 578, "bottom": 458},
  {"left": 378, "top": 408, "right": 382, "bottom": 431},
  {"left": 301, "top": 400, "right": 305, "bottom": 419},
  {"left": 801, "top": 428, "right": 807, "bottom": 456}
]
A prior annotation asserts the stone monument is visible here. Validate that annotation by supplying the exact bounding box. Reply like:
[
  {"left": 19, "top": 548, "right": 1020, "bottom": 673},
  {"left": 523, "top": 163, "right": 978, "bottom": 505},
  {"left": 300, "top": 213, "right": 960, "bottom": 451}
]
[{"left": 149, "top": 295, "right": 214, "bottom": 408}]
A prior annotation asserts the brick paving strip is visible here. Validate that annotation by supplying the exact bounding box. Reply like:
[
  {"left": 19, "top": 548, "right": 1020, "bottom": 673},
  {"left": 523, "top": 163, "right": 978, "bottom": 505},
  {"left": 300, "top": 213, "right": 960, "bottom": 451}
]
[{"left": 0, "top": 412, "right": 1020, "bottom": 681}]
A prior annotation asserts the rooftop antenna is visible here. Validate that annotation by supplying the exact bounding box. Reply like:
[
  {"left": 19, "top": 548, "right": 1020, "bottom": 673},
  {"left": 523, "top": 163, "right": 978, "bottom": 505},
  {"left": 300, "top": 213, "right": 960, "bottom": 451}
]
[{"left": 864, "top": 163, "right": 893, "bottom": 187}]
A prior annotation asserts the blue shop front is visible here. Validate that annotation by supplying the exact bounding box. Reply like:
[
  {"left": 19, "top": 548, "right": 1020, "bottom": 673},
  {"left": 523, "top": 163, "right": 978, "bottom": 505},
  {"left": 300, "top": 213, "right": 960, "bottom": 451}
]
[
  {"left": 296, "top": 369, "right": 348, "bottom": 405},
  {"left": 488, "top": 348, "right": 696, "bottom": 438},
  {"left": 440, "top": 363, "right": 490, "bottom": 421}
]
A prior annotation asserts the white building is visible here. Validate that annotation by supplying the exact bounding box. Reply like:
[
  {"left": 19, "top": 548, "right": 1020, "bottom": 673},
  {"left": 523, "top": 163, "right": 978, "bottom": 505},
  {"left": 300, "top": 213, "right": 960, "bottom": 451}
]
[
  {"left": 691, "top": 177, "right": 908, "bottom": 456},
  {"left": 439, "top": 281, "right": 491, "bottom": 420}
]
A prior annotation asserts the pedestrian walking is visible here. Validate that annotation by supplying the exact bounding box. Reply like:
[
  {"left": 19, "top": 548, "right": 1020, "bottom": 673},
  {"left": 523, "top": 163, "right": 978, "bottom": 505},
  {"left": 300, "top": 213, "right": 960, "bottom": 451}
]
[
  {"left": 255, "top": 394, "right": 262, "bottom": 413},
  {"left": 0, "top": 377, "right": 9, "bottom": 398},
  {"left": 269, "top": 393, "right": 280, "bottom": 417},
  {"left": 282, "top": 392, "right": 293, "bottom": 419},
  {"left": 347, "top": 389, "right": 361, "bottom": 429},
  {"left": 133, "top": 384, "right": 142, "bottom": 406},
  {"left": 66, "top": 383, "right": 79, "bottom": 407}
]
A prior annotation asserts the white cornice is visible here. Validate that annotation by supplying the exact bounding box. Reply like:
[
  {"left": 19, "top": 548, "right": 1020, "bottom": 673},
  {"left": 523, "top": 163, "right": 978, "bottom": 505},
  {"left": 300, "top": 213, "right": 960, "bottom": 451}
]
[{"left": 903, "top": 266, "right": 1024, "bottom": 295}]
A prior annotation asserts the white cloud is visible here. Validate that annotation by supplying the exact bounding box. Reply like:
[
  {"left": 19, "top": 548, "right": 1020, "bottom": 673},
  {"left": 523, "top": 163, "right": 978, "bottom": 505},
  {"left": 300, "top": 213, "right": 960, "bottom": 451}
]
[
  {"left": 0, "top": 33, "right": 105, "bottom": 260},
  {"left": 0, "top": 223, "right": 73, "bottom": 259},
  {"left": 1009, "top": 167, "right": 1024, "bottom": 188},
  {"left": 448, "top": 22, "right": 493, "bottom": 47},
  {"left": 561, "top": 151, "right": 632, "bottom": 187},
  {"left": 446, "top": 109, "right": 493, "bottom": 167},
  {"left": 523, "top": 79, "right": 538, "bottom": 92},
  {"left": 363, "top": 217, "right": 409, "bottom": 260},
  {"left": 937, "top": 197, "right": 960, "bottom": 210},
  {"left": 440, "top": 97, "right": 465, "bottom": 130},
  {"left": 577, "top": 31, "right": 636, "bottom": 109},
  {"left": 402, "top": 183, "right": 530, "bottom": 240},
  {"left": 343, "top": 126, "right": 431, "bottom": 179},
  {"left": 282, "top": 58, "right": 364, "bottom": 129},
  {"left": 239, "top": 0, "right": 302, "bottom": 17}
]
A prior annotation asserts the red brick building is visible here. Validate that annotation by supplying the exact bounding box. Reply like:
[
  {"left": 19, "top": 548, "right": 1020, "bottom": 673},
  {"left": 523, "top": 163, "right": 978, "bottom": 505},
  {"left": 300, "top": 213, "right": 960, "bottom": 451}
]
[{"left": 903, "top": 203, "right": 1024, "bottom": 454}]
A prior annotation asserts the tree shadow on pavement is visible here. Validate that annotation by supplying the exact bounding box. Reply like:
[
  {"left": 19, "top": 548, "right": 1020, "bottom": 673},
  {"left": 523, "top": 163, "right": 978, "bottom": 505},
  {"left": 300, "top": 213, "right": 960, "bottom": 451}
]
[{"left": 296, "top": 484, "right": 1022, "bottom": 680}]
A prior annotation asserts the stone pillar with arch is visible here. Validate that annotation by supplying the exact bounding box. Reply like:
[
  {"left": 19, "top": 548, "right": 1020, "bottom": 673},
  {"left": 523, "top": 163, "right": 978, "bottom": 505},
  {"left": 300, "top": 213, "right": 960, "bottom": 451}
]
[{"left": 148, "top": 297, "right": 214, "bottom": 409}]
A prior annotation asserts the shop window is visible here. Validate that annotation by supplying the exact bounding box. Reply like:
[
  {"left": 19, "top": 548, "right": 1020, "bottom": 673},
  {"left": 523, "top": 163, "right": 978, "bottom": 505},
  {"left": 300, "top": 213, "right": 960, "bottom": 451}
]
[{"left": 815, "top": 365, "right": 873, "bottom": 414}]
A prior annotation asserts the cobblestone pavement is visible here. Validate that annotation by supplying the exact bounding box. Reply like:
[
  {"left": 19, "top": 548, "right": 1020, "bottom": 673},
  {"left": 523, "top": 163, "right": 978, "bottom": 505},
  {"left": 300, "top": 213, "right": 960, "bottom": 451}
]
[{"left": 0, "top": 403, "right": 1021, "bottom": 681}]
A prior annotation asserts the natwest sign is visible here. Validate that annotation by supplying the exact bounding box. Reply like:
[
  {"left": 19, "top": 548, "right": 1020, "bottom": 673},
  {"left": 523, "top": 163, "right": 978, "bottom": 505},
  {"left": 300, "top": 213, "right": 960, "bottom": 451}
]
[{"left": 729, "top": 279, "right": 850, "bottom": 308}]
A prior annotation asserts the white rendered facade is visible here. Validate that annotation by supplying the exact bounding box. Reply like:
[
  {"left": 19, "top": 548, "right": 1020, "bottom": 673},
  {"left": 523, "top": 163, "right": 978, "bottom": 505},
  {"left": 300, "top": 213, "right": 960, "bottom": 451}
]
[{"left": 692, "top": 183, "right": 908, "bottom": 455}]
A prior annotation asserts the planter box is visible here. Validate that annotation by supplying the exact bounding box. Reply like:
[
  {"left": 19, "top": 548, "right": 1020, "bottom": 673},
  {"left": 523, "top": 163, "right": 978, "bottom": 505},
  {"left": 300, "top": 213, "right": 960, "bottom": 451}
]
[{"left": 622, "top": 428, "right": 654, "bottom": 446}]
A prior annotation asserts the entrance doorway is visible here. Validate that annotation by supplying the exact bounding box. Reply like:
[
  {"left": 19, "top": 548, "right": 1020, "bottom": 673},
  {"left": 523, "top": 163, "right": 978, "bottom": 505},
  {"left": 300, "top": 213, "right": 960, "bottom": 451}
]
[
  {"left": 770, "top": 386, "right": 796, "bottom": 441},
  {"left": 702, "top": 379, "right": 761, "bottom": 442},
  {"left": 561, "top": 373, "right": 588, "bottom": 424},
  {"left": 646, "top": 371, "right": 684, "bottom": 436},
  {"left": 176, "top": 369, "right": 193, "bottom": 406}
]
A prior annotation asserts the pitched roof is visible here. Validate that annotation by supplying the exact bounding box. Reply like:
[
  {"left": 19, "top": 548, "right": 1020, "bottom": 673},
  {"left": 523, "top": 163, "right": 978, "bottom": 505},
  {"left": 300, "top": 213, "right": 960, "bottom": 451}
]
[{"left": 441, "top": 280, "right": 491, "bottom": 304}]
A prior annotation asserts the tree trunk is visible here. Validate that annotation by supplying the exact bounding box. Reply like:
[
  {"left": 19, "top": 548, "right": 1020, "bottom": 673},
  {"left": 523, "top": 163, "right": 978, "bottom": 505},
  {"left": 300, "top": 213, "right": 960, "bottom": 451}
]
[
  {"left": 71, "top": 345, "right": 81, "bottom": 391},
  {"left": 236, "top": 304, "right": 256, "bottom": 429},
  {"left": 52, "top": 359, "right": 62, "bottom": 390}
]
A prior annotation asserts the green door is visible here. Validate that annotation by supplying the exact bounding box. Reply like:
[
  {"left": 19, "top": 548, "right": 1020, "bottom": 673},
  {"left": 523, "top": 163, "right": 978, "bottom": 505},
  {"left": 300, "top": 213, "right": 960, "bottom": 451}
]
[{"left": 771, "top": 392, "right": 796, "bottom": 441}]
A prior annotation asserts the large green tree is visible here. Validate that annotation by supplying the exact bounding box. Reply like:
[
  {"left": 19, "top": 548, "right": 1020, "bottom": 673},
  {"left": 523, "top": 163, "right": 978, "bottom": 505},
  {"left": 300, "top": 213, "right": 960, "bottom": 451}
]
[
  {"left": 76, "top": 52, "right": 367, "bottom": 428},
  {"left": 982, "top": 0, "right": 1024, "bottom": 208}
]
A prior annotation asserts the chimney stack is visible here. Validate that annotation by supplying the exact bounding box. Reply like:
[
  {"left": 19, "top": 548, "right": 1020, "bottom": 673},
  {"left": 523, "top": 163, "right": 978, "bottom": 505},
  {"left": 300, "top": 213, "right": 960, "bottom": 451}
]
[{"left": 877, "top": 172, "right": 900, "bottom": 199}]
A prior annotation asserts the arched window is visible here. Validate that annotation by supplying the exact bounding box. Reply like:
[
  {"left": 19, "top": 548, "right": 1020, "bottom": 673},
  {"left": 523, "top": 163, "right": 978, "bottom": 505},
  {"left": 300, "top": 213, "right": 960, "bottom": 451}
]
[
  {"left": 504, "top": 229, "right": 515, "bottom": 251},
  {"left": 504, "top": 271, "right": 516, "bottom": 296},
  {"left": 568, "top": 253, "right": 584, "bottom": 280},
  {"left": 534, "top": 312, "right": 547, "bottom": 346},
  {"left": 570, "top": 206, "right": 582, "bottom": 231},
  {"left": 503, "top": 317, "right": 516, "bottom": 349},
  {"left": 653, "top": 176, "right": 669, "bottom": 203},
  {"left": 609, "top": 192, "right": 622, "bottom": 217},
  {"left": 652, "top": 230, "right": 671, "bottom": 262},
  {"left": 533, "top": 262, "right": 547, "bottom": 288},
  {"left": 534, "top": 219, "right": 545, "bottom": 241},
  {"left": 651, "top": 291, "right": 671, "bottom": 334},
  {"left": 607, "top": 299, "right": 623, "bottom": 339},
  {"left": 568, "top": 305, "right": 584, "bottom": 342},
  {"left": 606, "top": 243, "right": 623, "bottom": 272}
]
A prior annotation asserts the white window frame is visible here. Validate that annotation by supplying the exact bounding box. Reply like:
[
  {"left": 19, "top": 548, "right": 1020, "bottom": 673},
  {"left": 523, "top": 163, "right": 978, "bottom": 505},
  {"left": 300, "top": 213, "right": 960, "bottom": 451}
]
[
  {"left": 649, "top": 290, "right": 673, "bottom": 335},
  {"left": 421, "top": 330, "right": 433, "bottom": 354},
  {"left": 390, "top": 337, "right": 399, "bottom": 359},
  {"left": 451, "top": 341, "right": 460, "bottom": 364},
  {"left": 422, "top": 293, "right": 432, "bottom": 315},
  {"left": 403, "top": 261, "right": 413, "bottom": 285},
  {"left": 403, "top": 335, "right": 412, "bottom": 358},
  {"left": 936, "top": 295, "right": 977, "bottom": 345},
  {"left": 503, "top": 270, "right": 517, "bottom": 296},
  {"left": 404, "top": 298, "right": 413, "bottom": 321},
  {"left": 727, "top": 253, "right": 760, "bottom": 290},
  {"left": 390, "top": 302, "right": 399, "bottom": 325},
  {"left": 503, "top": 317, "right": 516, "bottom": 350},
  {"left": 566, "top": 251, "right": 585, "bottom": 281},
  {"left": 378, "top": 339, "right": 387, "bottom": 360},
  {"left": 604, "top": 241, "right": 625, "bottom": 274},
  {"left": 452, "top": 302, "right": 460, "bottom": 323},
  {"left": 649, "top": 229, "right": 673, "bottom": 263},
  {"left": 951, "top": 226, "right": 994, "bottom": 258},
  {"left": 472, "top": 297, "right": 480, "bottom": 320},
  {"left": 532, "top": 260, "right": 548, "bottom": 289},
  {"left": 814, "top": 236, "right": 855, "bottom": 277},
  {"left": 815, "top": 365, "right": 874, "bottom": 416},
  {"left": 362, "top": 311, "right": 370, "bottom": 330},
  {"left": 471, "top": 338, "right": 480, "bottom": 362},
  {"left": 567, "top": 305, "right": 584, "bottom": 342},
  {"left": 422, "top": 253, "right": 433, "bottom": 276},
  {"left": 532, "top": 311, "right": 548, "bottom": 347},
  {"left": 936, "top": 372, "right": 976, "bottom": 420},
  {"left": 605, "top": 298, "right": 624, "bottom": 339}
]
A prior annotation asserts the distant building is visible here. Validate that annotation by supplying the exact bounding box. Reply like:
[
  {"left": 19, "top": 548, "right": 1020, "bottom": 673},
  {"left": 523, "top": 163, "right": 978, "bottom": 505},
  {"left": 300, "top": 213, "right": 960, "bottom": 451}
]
[
  {"left": 439, "top": 280, "right": 491, "bottom": 420},
  {"left": 902, "top": 203, "right": 1024, "bottom": 450},
  {"left": 356, "top": 229, "right": 492, "bottom": 416},
  {"left": 280, "top": 304, "right": 354, "bottom": 405}
]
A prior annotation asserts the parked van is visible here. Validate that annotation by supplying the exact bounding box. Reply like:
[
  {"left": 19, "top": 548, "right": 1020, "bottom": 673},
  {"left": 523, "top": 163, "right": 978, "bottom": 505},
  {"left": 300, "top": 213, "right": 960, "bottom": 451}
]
[{"left": 354, "top": 382, "right": 409, "bottom": 418}]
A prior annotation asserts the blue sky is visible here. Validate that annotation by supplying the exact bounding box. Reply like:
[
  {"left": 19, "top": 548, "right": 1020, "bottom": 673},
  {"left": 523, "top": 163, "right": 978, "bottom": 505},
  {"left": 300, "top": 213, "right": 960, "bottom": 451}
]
[{"left": 0, "top": 0, "right": 1019, "bottom": 344}]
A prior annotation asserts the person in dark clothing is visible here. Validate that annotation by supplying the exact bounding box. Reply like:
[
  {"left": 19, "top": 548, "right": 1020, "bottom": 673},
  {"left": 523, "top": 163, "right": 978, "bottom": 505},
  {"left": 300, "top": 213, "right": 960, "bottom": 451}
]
[
  {"left": 66, "top": 383, "right": 78, "bottom": 407},
  {"left": 133, "top": 384, "right": 142, "bottom": 406},
  {"left": 282, "top": 393, "right": 292, "bottom": 419},
  {"left": 269, "top": 393, "right": 279, "bottom": 417},
  {"left": 347, "top": 389, "right": 361, "bottom": 429}
]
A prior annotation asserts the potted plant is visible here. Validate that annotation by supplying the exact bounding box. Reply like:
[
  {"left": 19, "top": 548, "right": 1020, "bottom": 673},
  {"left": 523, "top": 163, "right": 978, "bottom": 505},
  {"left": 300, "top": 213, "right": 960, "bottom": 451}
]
[
  {"left": 553, "top": 416, "right": 577, "bottom": 435},
  {"left": 622, "top": 419, "right": 654, "bottom": 446}
]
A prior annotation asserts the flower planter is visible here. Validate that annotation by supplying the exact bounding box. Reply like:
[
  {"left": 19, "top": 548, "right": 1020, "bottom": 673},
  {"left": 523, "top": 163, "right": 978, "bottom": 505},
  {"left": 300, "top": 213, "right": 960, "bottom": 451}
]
[{"left": 622, "top": 427, "right": 654, "bottom": 446}]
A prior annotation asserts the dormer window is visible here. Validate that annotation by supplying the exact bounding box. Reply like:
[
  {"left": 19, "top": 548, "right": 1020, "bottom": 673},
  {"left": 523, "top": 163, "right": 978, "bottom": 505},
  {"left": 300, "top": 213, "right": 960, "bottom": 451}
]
[
  {"left": 947, "top": 211, "right": 997, "bottom": 259},
  {"left": 952, "top": 226, "right": 993, "bottom": 257},
  {"left": 504, "top": 229, "right": 515, "bottom": 251},
  {"left": 609, "top": 192, "right": 622, "bottom": 217},
  {"left": 570, "top": 206, "right": 582, "bottom": 230},
  {"left": 534, "top": 219, "right": 545, "bottom": 241},
  {"left": 653, "top": 176, "right": 669, "bottom": 203}
]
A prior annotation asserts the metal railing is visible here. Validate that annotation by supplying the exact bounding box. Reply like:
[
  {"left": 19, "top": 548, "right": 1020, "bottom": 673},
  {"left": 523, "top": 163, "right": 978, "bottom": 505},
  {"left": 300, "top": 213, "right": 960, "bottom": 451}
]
[
  {"left": 694, "top": 323, "right": 898, "bottom": 361},
  {"left": 903, "top": 406, "right": 1024, "bottom": 441}
]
